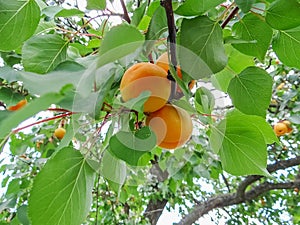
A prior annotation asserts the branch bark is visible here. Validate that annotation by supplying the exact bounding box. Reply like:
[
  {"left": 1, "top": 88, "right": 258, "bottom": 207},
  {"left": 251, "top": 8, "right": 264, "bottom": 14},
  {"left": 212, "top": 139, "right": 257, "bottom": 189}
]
[
  {"left": 144, "top": 162, "right": 169, "bottom": 225},
  {"left": 161, "top": 0, "right": 177, "bottom": 99},
  {"left": 221, "top": 6, "right": 239, "bottom": 29},
  {"left": 120, "top": 0, "right": 131, "bottom": 23},
  {"left": 178, "top": 156, "right": 300, "bottom": 225}
]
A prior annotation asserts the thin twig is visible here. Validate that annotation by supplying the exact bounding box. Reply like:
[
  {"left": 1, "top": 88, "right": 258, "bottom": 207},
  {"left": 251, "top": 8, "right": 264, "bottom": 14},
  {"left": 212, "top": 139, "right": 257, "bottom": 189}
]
[
  {"left": 47, "top": 108, "right": 72, "bottom": 113},
  {"left": 13, "top": 112, "right": 75, "bottom": 133},
  {"left": 95, "top": 174, "right": 101, "bottom": 225},
  {"left": 221, "top": 173, "right": 231, "bottom": 193}
]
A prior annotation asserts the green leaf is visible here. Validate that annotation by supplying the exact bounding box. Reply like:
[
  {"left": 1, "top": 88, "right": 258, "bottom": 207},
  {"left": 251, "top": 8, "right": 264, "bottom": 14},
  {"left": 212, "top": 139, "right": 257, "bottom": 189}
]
[
  {"left": 195, "top": 87, "right": 215, "bottom": 114},
  {"left": 234, "top": 0, "right": 255, "bottom": 13},
  {"left": 266, "top": 0, "right": 300, "bottom": 30},
  {"left": 5, "top": 179, "right": 20, "bottom": 198},
  {"left": 1, "top": 52, "right": 21, "bottom": 67},
  {"left": 227, "top": 110, "right": 279, "bottom": 144},
  {"left": 86, "top": 0, "right": 106, "bottom": 10},
  {"left": 0, "top": 0, "right": 40, "bottom": 51},
  {"left": 35, "top": 20, "right": 56, "bottom": 35},
  {"left": 0, "top": 87, "right": 24, "bottom": 106},
  {"left": 109, "top": 127, "right": 156, "bottom": 166},
  {"left": 144, "top": 6, "right": 167, "bottom": 54},
  {"left": 70, "top": 43, "right": 93, "bottom": 56},
  {"left": 17, "top": 70, "right": 82, "bottom": 96},
  {"left": 28, "top": 147, "right": 96, "bottom": 225},
  {"left": 175, "top": 0, "right": 224, "bottom": 16},
  {"left": 0, "top": 93, "right": 64, "bottom": 139},
  {"left": 0, "top": 198, "right": 17, "bottom": 213},
  {"left": 211, "top": 45, "right": 255, "bottom": 92},
  {"left": 98, "top": 24, "right": 144, "bottom": 68},
  {"left": 41, "top": 5, "right": 63, "bottom": 19},
  {"left": 171, "top": 98, "right": 197, "bottom": 114},
  {"left": 54, "top": 61, "right": 85, "bottom": 72},
  {"left": 228, "top": 66, "right": 273, "bottom": 117},
  {"left": 210, "top": 112, "right": 269, "bottom": 176},
  {"left": 0, "top": 66, "right": 19, "bottom": 83},
  {"left": 87, "top": 39, "right": 101, "bottom": 49},
  {"left": 178, "top": 16, "right": 227, "bottom": 79},
  {"left": 131, "top": 2, "right": 147, "bottom": 27},
  {"left": 55, "top": 8, "right": 85, "bottom": 18},
  {"left": 117, "top": 91, "right": 151, "bottom": 113},
  {"left": 100, "top": 151, "right": 126, "bottom": 185},
  {"left": 273, "top": 27, "right": 300, "bottom": 69},
  {"left": 17, "top": 205, "right": 30, "bottom": 225},
  {"left": 22, "top": 34, "right": 68, "bottom": 74},
  {"left": 232, "top": 14, "right": 273, "bottom": 61}
]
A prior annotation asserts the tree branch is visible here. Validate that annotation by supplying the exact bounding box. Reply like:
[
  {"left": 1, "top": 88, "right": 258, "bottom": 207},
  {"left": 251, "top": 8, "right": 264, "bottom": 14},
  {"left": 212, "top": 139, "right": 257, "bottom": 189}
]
[
  {"left": 237, "top": 155, "right": 300, "bottom": 197},
  {"left": 144, "top": 161, "right": 169, "bottom": 225},
  {"left": 221, "top": 6, "right": 239, "bottom": 29},
  {"left": 178, "top": 180, "right": 300, "bottom": 225},
  {"left": 120, "top": 0, "right": 131, "bottom": 23},
  {"left": 178, "top": 156, "right": 300, "bottom": 225},
  {"left": 161, "top": 0, "right": 177, "bottom": 99}
]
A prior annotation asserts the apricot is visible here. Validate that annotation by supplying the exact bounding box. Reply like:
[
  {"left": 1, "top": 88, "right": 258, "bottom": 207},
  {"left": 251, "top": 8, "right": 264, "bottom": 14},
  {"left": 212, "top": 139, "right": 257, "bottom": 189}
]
[
  {"left": 54, "top": 127, "right": 66, "bottom": 140},
  {"left": 155, "top": 52, "right": 195, "bottom": 91},
  {"left": 8, "top": 99, "right": 27, "bottom": 111},
  {"left": 274, "top": 122, "right": 288, "bottom": 136},
  {"left": 120, "top": 62, "right": 171, "bottom": 112},
  {"left": 145, "top": 104, "right": 193, "bottom": 149},
  {"left": 282, "top": 120, "right": 293, "bottom": 133}
]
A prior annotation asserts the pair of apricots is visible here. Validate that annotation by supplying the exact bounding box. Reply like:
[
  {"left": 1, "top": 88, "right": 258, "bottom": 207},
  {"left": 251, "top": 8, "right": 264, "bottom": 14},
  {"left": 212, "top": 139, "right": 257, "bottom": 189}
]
[{"left": 120, "top": 53, "right": 194, "bottom": 149}]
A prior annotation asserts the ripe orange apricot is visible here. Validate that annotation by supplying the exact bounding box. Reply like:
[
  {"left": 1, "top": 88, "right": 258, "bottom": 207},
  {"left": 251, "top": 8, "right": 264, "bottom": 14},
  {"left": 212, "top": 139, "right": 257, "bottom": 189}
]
[
  {"left": 282, "top": 120, "right": 293, "bottom": 133},
  {"left": 7, "top": 99, "right": 27, "bottom": 111},
  {"left": 120, "top": 62, "right": 171, "bottom": 112},
  {"left": 155, "top": 52, "right": 195, "bottom": 91},
  {"left": 54, "top": 127, "right": 66, "bottom": 140},
  {"left": 274, "top": 122, "right": 288, "bottom": 136},
  {"left": 146, "top": 104, "right": 193, "bottom": 149}
]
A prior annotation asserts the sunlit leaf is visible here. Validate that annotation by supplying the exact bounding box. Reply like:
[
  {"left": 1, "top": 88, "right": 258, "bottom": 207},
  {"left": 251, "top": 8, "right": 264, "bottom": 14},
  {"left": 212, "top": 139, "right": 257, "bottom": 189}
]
[
  {"left": 131, "top": 2, "right": 147, "bottom": 27},
  {"left": 179, "top": 16, "right": 227, "bottom": 79},
  {"left": 86, "top": 0, "right": 106, "bottom": 10},
  {"left": 100, "top": 151, "right": 126, "bottom": 185},
  {"left": 234, "top": 0, "right": 255, "bottom": 13},
  {"left": 195, "top": 87, "right": 215, "bottom": 114},
  {"left": 28, "top": 147, "right": 95, "bottom": 225},
  {"left": 228, "top": 67, "right": 273, "bottom": 117},
  {"left": 266, "top": 0, "right": 300, "bottom": 30},
  {"left": 98, "top": 23, "right": 144, "bottom": 68},
  {"left": 210, "top": 111, "right": 270, "bottom": 176},
  {"left": 232, "top": 14, "right": 273, "bottom": 61},
  {"left": 109, "top": 127, "right": 156, "bottom": 166},
  {"left": 144, "top": 6, "right": 167, "bottom": 54},
  {"left": 273, "top": 27, "right": 300, "bottom": 69},
  {"left": 175, "top": 0, "right": 224, "bottom": 16},
  {"left": 211, "top": 45, "right": 254, "bottom": 92},
  {"left": 22, "top": 34, "right": 68, "bottom": 74},
  {"left": 0, "top": 0, "right": 40, "bottom": 51}
]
